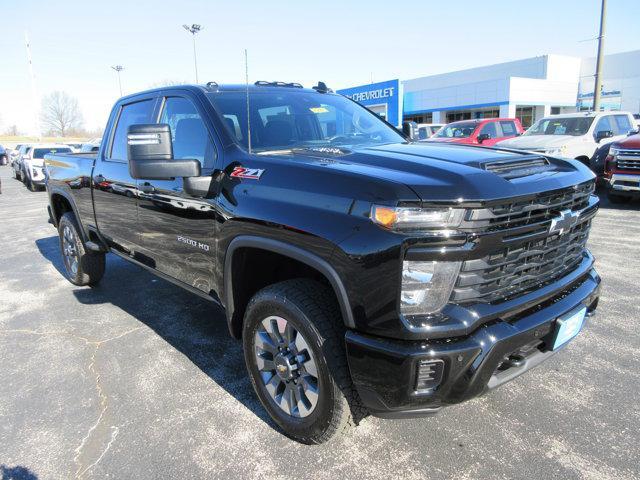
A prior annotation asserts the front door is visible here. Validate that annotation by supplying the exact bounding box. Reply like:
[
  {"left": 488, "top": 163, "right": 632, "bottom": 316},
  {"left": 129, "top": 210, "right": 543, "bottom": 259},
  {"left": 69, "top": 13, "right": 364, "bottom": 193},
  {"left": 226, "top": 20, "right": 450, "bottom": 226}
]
[
  {"left": 135, "top": 94, "right": 219, "bottom": 295},
  {"left": 93, "top": 97, "right": 157, "bottom": 254}
]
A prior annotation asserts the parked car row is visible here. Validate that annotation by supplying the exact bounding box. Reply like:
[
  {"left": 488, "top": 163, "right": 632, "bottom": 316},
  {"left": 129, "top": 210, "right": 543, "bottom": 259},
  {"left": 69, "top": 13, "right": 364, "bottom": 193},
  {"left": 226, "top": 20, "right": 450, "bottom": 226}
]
[
  {"left": 11, "top": 144, "right": 73, "bottom": 191},
  {"left": 412, "top": 111, "right": 638, "bottom": 187},
  {"left": 2, "top": 138, "right": 102, "bottom": 192}
]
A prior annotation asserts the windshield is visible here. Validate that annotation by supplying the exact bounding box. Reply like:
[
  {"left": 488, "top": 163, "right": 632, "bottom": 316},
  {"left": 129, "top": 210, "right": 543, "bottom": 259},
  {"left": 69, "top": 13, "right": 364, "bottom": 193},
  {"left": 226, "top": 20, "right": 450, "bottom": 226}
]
[
  {"left": 207, "top": 90, "right": 404, "bottom": 152},
  {"left": 434, "top": 122, "right": 478, "bottom": 139},
  {"left": 33, "top": 147, "right": 72, "bottom": 159},
  {"left": 524, "top": 117, "right": 594, "bottom": 136}
]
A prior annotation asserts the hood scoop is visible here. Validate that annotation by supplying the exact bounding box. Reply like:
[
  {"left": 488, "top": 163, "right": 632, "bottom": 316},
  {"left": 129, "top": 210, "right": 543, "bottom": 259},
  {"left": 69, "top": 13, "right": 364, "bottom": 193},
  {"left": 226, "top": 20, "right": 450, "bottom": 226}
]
[{"left": 483, "top": 156, "right": 551, "bottom": 179}]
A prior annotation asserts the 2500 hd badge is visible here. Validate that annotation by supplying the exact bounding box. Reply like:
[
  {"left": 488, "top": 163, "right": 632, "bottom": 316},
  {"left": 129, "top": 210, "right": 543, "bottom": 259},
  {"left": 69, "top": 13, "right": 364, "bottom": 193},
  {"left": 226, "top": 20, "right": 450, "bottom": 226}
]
[{"left": 177, "top": 235, "right": 210, "bottom": 252}]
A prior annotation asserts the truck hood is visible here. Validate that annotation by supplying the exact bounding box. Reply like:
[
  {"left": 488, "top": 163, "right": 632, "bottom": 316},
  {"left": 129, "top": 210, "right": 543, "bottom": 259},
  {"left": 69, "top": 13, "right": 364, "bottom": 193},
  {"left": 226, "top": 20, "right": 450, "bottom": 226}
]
[
  {"left": 615, "top": 133, "right": 640, "bottom": 149},
  {"left": 275, "top": 142, "right": 595, "bottom": 203},
  {"left": 496, "top": 135, "right": 576, "bottom": 150}
]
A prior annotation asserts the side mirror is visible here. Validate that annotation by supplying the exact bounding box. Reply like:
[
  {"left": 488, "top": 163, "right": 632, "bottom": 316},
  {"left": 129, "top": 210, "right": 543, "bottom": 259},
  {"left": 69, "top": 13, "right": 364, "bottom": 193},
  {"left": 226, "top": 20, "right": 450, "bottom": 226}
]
[
  {"left": 402, "top": 121, "right": 418, "bottom": 141},
  {"left": 595, "top": 130, "right": 613, "bottom": 143},
  {"left": 477, "top": 133, "right": 491, "bottom": 143},
  {"left": 127, "top": 124, "right": 200, "bottom": 180}
]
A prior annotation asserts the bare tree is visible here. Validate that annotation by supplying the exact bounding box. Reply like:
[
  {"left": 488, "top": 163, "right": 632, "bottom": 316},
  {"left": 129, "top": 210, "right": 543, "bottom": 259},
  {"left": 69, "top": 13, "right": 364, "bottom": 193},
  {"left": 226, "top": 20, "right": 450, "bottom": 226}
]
[
  {"left": 40, "top": 91, "right": 84, "bottom": 137},
  {"left": 4, "top": 125, "right": 20, "bottom": 136}
]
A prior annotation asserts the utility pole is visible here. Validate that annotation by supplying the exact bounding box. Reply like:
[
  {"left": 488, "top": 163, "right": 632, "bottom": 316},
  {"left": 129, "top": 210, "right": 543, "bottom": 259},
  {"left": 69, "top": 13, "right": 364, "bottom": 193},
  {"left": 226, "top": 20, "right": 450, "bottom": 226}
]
[
  {"left": 24, "top": 31, "right": 41, "bottom": 139},
  {"left": 183, "top": 24, "right": 203, "bottom": 83},
  {"left": 111, "top": 65, "right": 124, "bottom": 96},
  {"left": 592, "top": 0, "right": 607, "bottom": 112}
]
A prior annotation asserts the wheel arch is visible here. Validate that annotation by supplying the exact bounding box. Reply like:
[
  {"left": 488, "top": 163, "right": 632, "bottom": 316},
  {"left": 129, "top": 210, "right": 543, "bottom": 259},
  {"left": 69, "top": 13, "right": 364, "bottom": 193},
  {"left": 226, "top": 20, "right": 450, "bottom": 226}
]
[
  {"left": 49, "top": 189, "right": 88, "bottom": 241},
  {"left": 223, "top": 236, "right": 354, "bottom": 339}
]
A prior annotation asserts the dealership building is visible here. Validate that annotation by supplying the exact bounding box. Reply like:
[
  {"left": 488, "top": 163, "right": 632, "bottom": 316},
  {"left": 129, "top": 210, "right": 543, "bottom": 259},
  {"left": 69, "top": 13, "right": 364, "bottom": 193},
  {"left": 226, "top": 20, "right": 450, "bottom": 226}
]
[{"left": 337, "top": 50, "right": 640, "bottom": 128}]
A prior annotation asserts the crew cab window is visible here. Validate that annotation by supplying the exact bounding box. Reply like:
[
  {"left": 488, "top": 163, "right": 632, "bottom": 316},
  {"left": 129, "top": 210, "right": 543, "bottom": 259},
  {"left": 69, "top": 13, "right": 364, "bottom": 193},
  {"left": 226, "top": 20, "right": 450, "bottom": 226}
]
[
  {"left": 108, "top": 99, "right": 155, "bottom": 161},
  {"left": 500, "top": 121, "right": 517, "bottom": 137},
  {"left": 594, "top": 116, "right": 613, "bottom": 137},
  {"left": 159, "top": 97, "right": 215, "bottom": 169},
  {"left": 613, "top": 115, "right": 632, "bottom": 135},
  {"left": 480, "top": 122, "right": 497, "bottom": 138}
]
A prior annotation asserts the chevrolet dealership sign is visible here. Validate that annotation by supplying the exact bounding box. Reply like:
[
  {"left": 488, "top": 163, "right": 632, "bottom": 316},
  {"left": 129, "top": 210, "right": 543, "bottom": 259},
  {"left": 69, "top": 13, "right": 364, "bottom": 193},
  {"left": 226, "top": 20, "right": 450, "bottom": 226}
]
[
  {"left": 337, "top": 79, "right": 402, "bottom": 127},
  {"left": 348, "top": 86, "right": 396, "bottom": 103}
]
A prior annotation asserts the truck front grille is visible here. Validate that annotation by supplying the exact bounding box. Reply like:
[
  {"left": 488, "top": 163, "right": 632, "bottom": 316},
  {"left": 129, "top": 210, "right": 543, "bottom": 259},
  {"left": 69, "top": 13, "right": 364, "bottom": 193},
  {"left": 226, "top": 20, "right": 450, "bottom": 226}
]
[
  {"left": 616, "top": 150, "right": 640, "bottom": 170},
  {"left": 452, "top": 218, "right": 593, "bottom": 304},
  {"left": 464, "top": 181, "right": 594, "bottom": 233}
]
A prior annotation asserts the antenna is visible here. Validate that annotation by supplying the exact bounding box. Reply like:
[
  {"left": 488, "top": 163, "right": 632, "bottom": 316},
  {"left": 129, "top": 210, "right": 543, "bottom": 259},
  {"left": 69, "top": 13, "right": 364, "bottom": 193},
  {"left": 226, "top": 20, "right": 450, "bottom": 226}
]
[{"left": 245, "top": 49, "right": 252, "bottom": 154}]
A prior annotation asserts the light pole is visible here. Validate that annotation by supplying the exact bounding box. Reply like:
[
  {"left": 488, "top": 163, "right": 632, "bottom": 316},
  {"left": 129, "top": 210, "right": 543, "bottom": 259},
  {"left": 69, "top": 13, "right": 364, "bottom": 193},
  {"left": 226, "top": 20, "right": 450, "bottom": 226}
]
[
  {"left": 183, "top": 24, "right": 203, "bottom": 83},
  {"left": 592, "top": 0, "right": 607, "bottom": 112},
  {"left": 111, "top": 65, "right": 124, "bottom": 97}
]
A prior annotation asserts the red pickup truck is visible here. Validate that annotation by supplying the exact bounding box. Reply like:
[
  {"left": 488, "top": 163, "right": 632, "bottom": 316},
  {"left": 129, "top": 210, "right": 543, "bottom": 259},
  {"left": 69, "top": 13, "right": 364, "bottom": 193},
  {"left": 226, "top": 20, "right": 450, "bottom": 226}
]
[
  {"left": 425, "top": 118, "right": 524, "bottom": 146},
  {"left": 604, "top": 133, "right": 640, "bottom": 203}
]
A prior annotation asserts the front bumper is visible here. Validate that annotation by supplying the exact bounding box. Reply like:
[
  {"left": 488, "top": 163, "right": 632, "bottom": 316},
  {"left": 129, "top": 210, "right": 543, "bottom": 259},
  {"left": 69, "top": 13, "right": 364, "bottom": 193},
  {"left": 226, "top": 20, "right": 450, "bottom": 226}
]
[
  {"left": 346, "top": 266, "right": 600, "bottom": 418},
  {"left": 608, "top": 173, "right": 640, "bottom": 196}
]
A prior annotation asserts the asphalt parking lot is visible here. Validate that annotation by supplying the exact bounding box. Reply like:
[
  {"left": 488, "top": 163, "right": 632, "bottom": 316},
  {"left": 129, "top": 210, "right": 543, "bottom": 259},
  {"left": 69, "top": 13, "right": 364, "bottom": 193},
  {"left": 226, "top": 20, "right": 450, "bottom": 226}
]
[{"left": 0, "top": 165, "right": 639, "bottom": 480}]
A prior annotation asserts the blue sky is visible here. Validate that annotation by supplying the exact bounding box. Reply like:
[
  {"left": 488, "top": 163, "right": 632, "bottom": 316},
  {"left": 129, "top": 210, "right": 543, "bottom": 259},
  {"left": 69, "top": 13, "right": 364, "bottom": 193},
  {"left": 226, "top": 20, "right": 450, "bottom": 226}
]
[{"left": 1, "top": 0, "right": 639, "bottom": 134}]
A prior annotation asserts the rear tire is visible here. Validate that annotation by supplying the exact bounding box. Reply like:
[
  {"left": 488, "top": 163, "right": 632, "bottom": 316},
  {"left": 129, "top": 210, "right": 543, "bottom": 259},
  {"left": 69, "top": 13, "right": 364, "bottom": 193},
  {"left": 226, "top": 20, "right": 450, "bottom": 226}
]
[
  {"left": 58, "top": 212, "right": 105, "bottom": 286},
  {"left": 243, "top": 279, "right": 361, "bottom": 444}
]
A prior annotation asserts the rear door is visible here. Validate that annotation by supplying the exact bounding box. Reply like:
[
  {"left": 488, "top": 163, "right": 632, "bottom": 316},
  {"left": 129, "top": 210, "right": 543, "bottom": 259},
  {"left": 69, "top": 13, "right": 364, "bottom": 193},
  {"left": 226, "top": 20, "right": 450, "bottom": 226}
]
[
  {"left": 498, "top": 120, "right": 520, "bottom": 141},
  {"left": 93, "top": 96, "right": 158, "bottom": 254},
  {"left": 135, "top": 91, "right": 220, "bottom": 294}
]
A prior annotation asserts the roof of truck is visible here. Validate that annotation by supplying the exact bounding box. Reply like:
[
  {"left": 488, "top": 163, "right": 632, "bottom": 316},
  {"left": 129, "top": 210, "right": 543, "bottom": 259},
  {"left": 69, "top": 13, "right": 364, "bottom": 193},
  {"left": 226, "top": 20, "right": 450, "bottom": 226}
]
[{"left": 119, "top": 82, "right": 334, "bottom": 101}]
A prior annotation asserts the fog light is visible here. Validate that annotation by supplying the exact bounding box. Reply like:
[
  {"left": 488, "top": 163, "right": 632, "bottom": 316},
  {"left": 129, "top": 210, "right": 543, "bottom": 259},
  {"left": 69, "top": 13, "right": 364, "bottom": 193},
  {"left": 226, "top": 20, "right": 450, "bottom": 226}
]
[
  {"left": 401, "top": 260, "right": 461, "bottom": 315},
  {"left": 415, "top": 359, "right": 444, "bottom": 392}
]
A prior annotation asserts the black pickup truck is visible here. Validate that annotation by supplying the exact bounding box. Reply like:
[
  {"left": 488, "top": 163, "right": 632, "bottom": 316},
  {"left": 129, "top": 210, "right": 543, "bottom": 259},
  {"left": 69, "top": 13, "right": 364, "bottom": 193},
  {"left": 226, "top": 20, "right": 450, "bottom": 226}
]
[{"left": 45, "top": 82, "right": 601, "bottom": 444}]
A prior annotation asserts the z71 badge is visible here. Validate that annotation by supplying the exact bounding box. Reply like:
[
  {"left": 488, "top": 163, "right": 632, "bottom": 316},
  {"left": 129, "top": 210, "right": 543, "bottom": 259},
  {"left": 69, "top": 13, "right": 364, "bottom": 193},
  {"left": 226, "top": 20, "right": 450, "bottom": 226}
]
[{"left": 230, "top": 166, "right": 265, "bottom": 180}]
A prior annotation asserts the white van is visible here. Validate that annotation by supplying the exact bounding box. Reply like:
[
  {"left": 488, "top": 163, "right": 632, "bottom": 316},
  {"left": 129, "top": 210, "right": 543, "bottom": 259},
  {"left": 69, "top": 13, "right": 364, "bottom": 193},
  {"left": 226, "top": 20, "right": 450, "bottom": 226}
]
[{"left": 496, "top": 111, "right": 636, "bottom": 166}]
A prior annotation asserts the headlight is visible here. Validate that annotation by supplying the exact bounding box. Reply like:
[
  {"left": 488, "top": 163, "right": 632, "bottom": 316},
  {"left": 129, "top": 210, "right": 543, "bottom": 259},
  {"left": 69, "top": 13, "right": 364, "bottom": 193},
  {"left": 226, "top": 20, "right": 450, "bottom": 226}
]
[
  {"left": 401, "top": 260, "right": 461, "bottom": 315},
  {"left": 544, "top": 146, "right": 567, "bottom": 157},
  {"left": 372, "top": 205, "right": 465, "bottom": 231}
]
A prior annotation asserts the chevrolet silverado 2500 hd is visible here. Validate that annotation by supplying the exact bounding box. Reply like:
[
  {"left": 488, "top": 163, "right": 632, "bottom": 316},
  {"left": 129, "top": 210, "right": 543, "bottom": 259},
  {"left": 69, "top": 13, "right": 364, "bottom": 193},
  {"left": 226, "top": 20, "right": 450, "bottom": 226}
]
[{"left": 44, "top": 82, "right": 601, "bottom": 444}]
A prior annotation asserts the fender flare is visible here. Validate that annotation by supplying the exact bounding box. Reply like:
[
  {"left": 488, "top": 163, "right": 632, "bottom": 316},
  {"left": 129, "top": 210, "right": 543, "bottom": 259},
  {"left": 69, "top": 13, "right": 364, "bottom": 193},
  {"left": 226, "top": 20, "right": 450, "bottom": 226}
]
[
  {"left": 223, "top": 235, "right": 355, "bottom": 330},
  {"left": 48, "top": 187, "right": 88, "bottom": 240}
]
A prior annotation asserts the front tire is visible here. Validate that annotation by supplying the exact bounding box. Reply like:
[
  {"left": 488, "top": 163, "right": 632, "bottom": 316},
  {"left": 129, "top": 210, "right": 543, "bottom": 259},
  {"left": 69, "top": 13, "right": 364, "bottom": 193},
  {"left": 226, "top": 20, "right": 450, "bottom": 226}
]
[
  {"left": 58, "top": 212, "right": 105, "bottom": 286},
  {"left": 243, "top": 279, "right": 360, "bottom": 444}
]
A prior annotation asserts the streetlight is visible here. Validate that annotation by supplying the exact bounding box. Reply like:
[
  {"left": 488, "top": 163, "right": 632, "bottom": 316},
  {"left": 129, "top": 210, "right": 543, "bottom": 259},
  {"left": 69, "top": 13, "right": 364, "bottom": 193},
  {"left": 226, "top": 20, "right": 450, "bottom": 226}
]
[
  {"left": 111, "top": 65, "right": 124, "bottom": 97},
  {"left": 592, "top": 0, "right": 607, "bottom": 112},
  {"left": 182, "top": 24, "right": 203, "bottom": 83}
]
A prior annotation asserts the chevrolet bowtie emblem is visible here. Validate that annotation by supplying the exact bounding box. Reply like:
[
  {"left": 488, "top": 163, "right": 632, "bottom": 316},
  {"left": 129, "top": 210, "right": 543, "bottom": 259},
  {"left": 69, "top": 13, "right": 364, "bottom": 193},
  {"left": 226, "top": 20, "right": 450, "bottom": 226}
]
[
  {"left": 277, "top": 365, "right": 287, "bottom": 373},
  {"left": 549, "top": 209, "right": 580, "bottom": 235}
]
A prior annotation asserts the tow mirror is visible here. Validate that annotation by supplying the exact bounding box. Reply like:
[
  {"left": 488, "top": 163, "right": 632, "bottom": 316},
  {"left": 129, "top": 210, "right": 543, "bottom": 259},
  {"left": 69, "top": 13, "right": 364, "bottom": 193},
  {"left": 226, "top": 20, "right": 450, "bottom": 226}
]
[
  {"left": 477, "top": 133, "right": 491, "bottom": 143},
  {"left": 595, "top": 130, "right": 614, "bottom": 143},
  {"left": 127, "top": 124, "right": 200, "bottom": 180},
  {"left": 402, "top": 121, "right": 419, "bottom": 141}
]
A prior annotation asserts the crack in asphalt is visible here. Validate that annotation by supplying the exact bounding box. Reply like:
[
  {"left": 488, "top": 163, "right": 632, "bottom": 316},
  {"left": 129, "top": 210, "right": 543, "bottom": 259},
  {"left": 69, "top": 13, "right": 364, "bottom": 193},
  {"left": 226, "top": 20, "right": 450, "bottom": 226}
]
[{"left": 0, "top": 326, "right": 143, "bottom": 478}]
